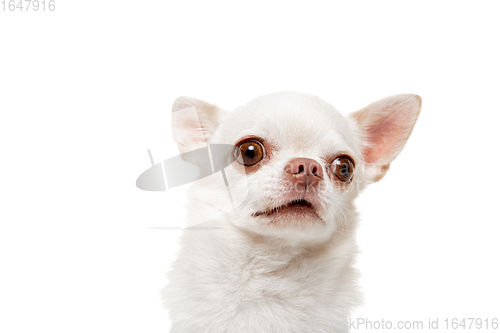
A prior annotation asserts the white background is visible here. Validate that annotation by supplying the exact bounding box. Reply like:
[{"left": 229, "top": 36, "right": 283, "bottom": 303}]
[{"left": 1, "top": 1, "right": 499, "bottom": 332}]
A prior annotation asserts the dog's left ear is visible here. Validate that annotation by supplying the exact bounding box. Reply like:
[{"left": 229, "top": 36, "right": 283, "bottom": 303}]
[
  {"left": 171, "top": 97, "right": 228, "bottom": 153},
  {"left": 349, "top": 94, "right": 421, "bottom": 182}
]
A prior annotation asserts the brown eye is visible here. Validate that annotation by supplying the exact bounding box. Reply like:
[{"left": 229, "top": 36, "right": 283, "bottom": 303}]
[
  {"left": 332, "top": 156, "right": 354, "bottom": 182},
  {"left": 235, "top": 141, "right": 265, "bottom": 166}
]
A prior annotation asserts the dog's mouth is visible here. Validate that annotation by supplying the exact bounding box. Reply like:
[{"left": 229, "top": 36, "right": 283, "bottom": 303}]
[{"left": 253, "top": 199, "right": 319, "bottom": 219}]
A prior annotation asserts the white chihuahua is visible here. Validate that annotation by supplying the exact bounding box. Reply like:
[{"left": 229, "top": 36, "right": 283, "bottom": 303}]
[{"left": 162, "top": 92, "right": 421, "bottom": 332}]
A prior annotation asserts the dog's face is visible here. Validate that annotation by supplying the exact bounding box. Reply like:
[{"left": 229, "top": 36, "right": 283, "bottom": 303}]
[{"left": 172, "top": 92, "right": 421, "bottom": 244}]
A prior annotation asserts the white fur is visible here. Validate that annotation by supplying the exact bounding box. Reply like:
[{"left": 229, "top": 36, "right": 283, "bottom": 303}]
[{"left": 162, "top": 92, "right": 421, "bottom": 332}]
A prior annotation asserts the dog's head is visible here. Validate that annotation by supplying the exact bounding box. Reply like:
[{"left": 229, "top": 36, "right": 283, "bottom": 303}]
[{"left": 172, "top": 92, "right": 421, "bottom": 244}]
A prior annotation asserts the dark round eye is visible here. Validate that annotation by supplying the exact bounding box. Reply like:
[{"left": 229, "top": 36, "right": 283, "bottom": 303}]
[
  {"left": 235, "top": 141, "right": 265, "bottom": 166},
  {"left": 332, "top": 156, "right": 354, "bottom": 182}
]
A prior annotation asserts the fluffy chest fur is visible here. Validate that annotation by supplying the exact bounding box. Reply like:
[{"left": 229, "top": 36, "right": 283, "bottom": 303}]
[{"left": 164, "top": 217, "right": 359, "bottom": 333}]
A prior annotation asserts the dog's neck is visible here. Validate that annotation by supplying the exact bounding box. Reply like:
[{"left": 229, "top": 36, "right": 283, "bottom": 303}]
[{"left": 194, "top": 214, "right": 357, "bottom": 278}]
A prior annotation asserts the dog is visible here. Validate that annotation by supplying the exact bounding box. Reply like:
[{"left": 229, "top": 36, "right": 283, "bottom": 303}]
[{"left": 162, "top": 92, "right": 421, "bottom": 332}]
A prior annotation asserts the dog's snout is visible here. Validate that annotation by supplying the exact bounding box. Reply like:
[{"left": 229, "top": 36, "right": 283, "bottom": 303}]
[{"left": 284, "top": 158, "right": 323, "bottom": 190}]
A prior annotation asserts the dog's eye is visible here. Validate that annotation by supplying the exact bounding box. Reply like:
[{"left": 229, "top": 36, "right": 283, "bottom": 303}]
[
  {"left": 235, "top": 141, "right": 265, "bottom": 166},
  {"left": 332, "top": 156, "right": 354, "bottom": 182}
]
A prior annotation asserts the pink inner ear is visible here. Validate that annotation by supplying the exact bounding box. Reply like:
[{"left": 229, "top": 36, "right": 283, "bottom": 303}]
[
  {"left": 363, "top": 109, "right": 411, "bottom": 164},
  {"left": 192, "top": 126, "right": 207, "bottom": 143},
  {"left": 179, "top": 110, "right": 207, "bottom": 143}
]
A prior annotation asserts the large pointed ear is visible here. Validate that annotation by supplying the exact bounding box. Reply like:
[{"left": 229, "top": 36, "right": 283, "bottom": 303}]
[
  {"left": 171, "top": 97, "right": 228, "bottom": 153},
  {"left": 349, "top": 94, "right": 421, "bottom": 182}
]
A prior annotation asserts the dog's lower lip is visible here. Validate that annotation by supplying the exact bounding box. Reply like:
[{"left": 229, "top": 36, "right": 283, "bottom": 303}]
[{"left": 254, "top": 199, "right": 317, "bottom": 217}]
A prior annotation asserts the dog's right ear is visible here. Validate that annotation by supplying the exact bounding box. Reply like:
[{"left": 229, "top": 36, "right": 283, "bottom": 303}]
[
  {"left": 171, "top": 97, "right": 228, "bottom": 154},
  {"left": 348, "top": 94, "right": 421, "bottom": 182}
]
